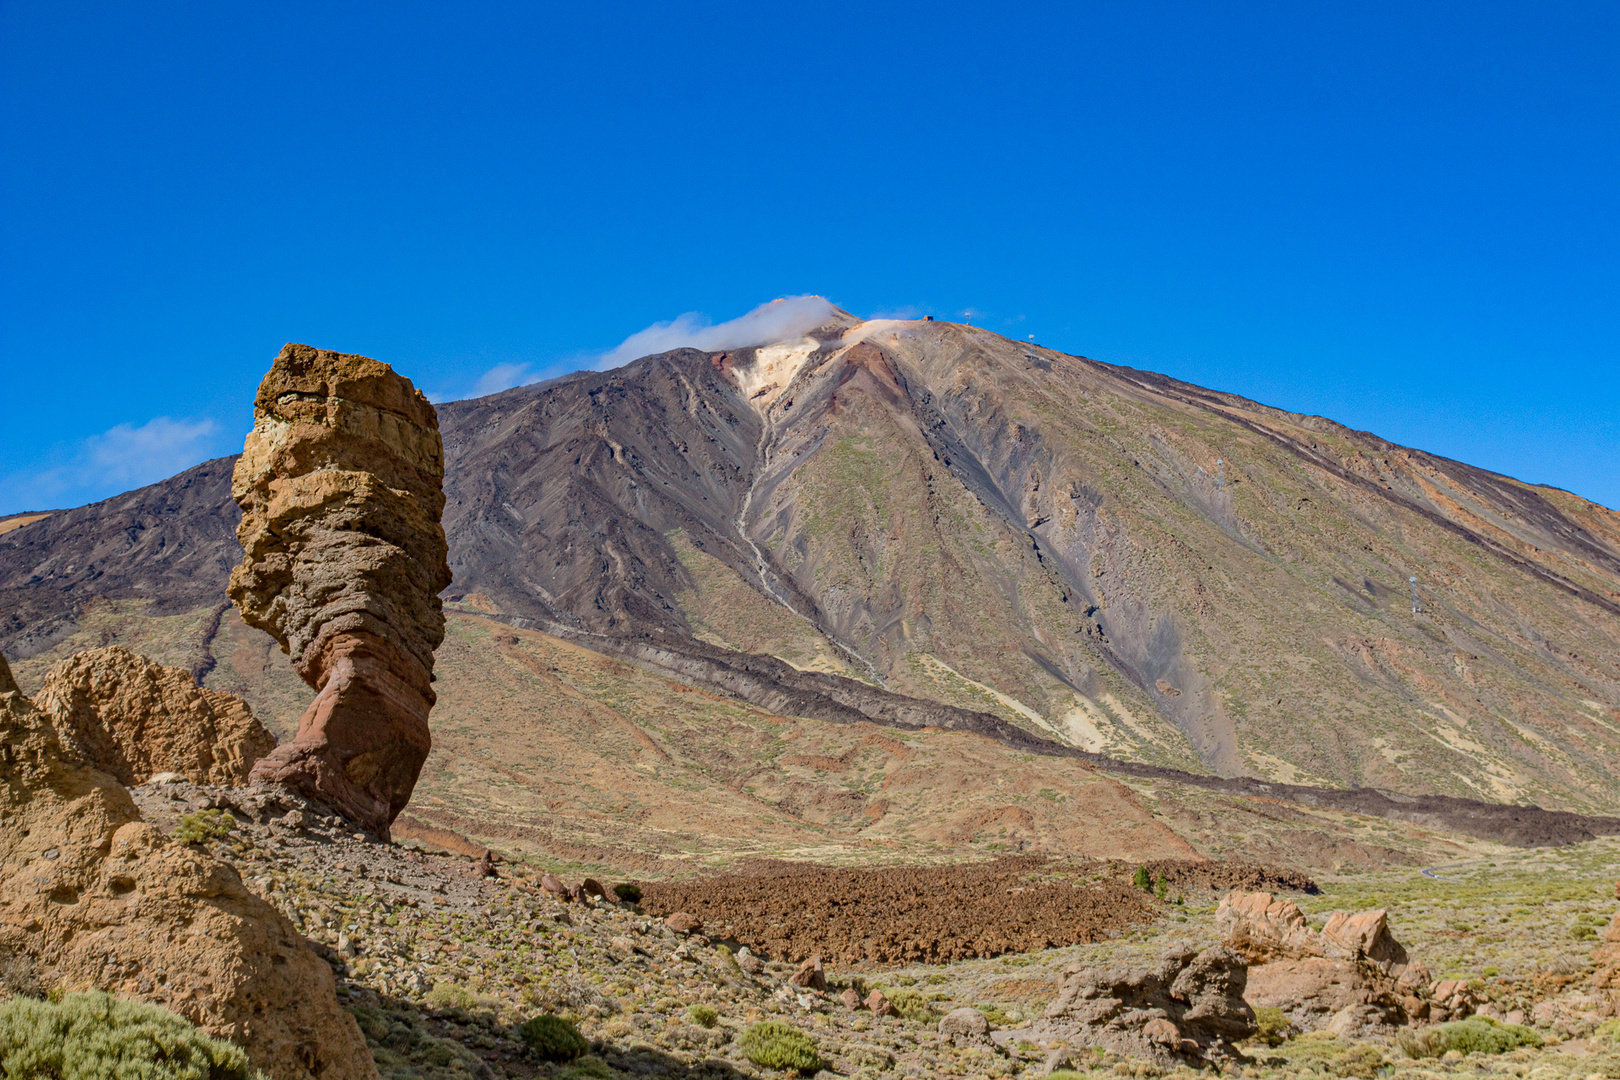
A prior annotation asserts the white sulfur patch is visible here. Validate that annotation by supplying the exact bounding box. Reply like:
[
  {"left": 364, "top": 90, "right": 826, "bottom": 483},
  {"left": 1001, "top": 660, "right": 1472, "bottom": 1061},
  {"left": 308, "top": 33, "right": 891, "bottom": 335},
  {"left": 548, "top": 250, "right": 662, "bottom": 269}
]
[{"left": 733, "top": 337, "right": 818, "bottom": 414}]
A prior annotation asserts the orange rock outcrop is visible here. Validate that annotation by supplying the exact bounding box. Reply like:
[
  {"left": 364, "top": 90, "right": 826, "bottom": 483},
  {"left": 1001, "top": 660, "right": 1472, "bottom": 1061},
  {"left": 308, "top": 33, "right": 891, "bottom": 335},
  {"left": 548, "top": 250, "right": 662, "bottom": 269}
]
[
  {"left": 0, "top": 650, "right": 378, "bottom": 1079},
  {"left": 33, "top": 645, "right": 274, "bottom": 786},
  {"left": 229, "top": 343, "right": 451, "bottom": 836}
]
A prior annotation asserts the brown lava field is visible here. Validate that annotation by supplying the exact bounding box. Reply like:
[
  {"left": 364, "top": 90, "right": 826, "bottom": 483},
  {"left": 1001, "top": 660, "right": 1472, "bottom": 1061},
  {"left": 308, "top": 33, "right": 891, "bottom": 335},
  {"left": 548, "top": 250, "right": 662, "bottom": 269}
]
[{"left": 637, "top": 856, "right": 1317, "bottom": 966}]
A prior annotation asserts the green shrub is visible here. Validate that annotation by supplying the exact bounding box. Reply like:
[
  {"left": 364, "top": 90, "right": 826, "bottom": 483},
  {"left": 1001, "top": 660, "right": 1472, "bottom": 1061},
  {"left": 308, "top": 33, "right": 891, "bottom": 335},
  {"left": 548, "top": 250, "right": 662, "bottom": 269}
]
[
  {"left": 687, "top": 1004, "right": 718, "bottom": 1028},
  {"left": 883, "top": 987, "right": 937, "bottom": 1024},
  {"left": 1594, "top": 1019, "right": 1620, "bottom": 1046},
  {"left": 1133, "top": 865, "right": 1152, "bottom": 891},
  {"left": 612, "top": 883, "right": 642, "bottom": 903},
  {"left": 423, "top": 981, "right": 478, "bottom": 1012},
  {"left": 558, "top": 1057, "right": 616, "bottom": 1079},
  {"left": 1252, "top": 1006, "right": 1292, "bottom": 1046},
  {"left": 1398, "top": 1018, "right": 1542, "bottom": 1059},
  {"left": 0, "top": 990, "right": 253, "bottom": 1079},
  {"left": 1153, "top": 874, "right": 1169, "bottom": 900},
  {"left": 520, "top": 1014, "right": 588, "bottom": 1062},
  {"left": 1330, "top": 1044, "right": 1386, "bottom": 1079},
  {"left": 173, "top": 809, "right": 236, "bottom": 845},
  {"left": 740, "top": 1021, "right": 821, "bottom": 1073},
  {"left": 1442, "top": 1017, "right": 1542, "bottom": 1055}
]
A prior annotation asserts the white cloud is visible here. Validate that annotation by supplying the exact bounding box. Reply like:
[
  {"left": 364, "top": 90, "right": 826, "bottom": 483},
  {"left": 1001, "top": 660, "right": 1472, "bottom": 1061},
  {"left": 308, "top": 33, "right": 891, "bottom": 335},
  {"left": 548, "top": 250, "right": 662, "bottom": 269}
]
[
  {"left": 0, "top": 416, "right": 225, "bottom": 515},
  {"left": 594, "top": 295, "right": 840, "bottom": 370},
  {"left": 472, "top": 363, "right": 534, "bottom": 397},
  {"left": 455, "top": 295, "right": 845, "bottom": 402}
]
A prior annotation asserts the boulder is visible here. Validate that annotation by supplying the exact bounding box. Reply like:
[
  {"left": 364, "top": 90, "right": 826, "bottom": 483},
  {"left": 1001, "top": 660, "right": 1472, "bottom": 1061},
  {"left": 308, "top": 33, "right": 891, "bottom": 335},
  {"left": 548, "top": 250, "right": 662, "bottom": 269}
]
[
  {"left": 34, "top": 646, "right": 275, "bottom": 786},
  {"left": 1320, "top": 908, "right": 1423, "bottom": 985},
  {"left": 1023, "top": 944, "right": 1255, "bottom": 1066},
  {"left": 230, "top": 343, "right": 452, "bottom": 838},
  {"left": 1219, "top": 890, "right": 1429, "bottom": 1030},
  {"left": 789, "top": 954, "right": 827, "bottom": 992},
  {"left": 939, "top": 1006, "right": 994, "bottom": 1049},
  {"left": 582, "top": 878, "right": 607, "bottom": 899},
  {"left": 866, "top": 988, "right": 900, "bottom": 1017},
  {"left": 0, "top": 653, "right": 378, "bottom": 1080},
  {"left": 540, "top": 873, "right": 570, "bottom": 900},
  {"left": 665, "top": 911, "right": 703, "bottom": 934},
  {"left": 735, "top": 947, "right": 765, "bottom": 975},
  {"left": 840, "top": 987, "right": 864, "bottom": 1010},
  {"left": 1215, "top": 891, "right": 1321, "bottom": 961}
]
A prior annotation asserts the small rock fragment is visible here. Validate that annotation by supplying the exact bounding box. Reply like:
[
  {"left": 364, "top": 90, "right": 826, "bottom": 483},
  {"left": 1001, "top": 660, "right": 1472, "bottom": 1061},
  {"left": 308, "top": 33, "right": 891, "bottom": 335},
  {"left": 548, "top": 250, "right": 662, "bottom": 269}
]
[
  {"left": 789, "top": 954, "right": 826, "bottom": 993},
  {"left": 665, "top": 911, "right": 703, "bottom": 935},
  {"left": 865, "top": 989, "right": 900, "bottom": 1018}
]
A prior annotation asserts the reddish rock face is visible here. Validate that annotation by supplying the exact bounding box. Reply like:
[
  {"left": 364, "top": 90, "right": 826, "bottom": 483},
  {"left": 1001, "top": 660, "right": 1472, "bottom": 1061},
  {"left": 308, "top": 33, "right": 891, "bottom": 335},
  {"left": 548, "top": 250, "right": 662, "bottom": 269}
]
[{"left": 229, "top": 343, "right": 451, "bottom": 837}]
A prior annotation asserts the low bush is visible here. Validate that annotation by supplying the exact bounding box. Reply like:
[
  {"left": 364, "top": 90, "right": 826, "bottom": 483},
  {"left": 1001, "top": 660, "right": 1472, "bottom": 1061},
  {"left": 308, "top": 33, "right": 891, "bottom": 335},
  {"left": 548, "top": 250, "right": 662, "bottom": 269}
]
[
  {"left": 883, "top": 987, "right": 937, "bottom": 1023},
  {"left": 740, "top": 1020, "right": 821, "bottom": 1073},
  {"left": 1252, "top": 1006, "right": 1292, "bottom": 1046},
  {"left": 612, "top": 883, "right": 642, "bottom": 904},
  {"left": 173, "top": 809, "right": 236, "bottom": 845},
  {"left": 520, "top": 1014, "right": 589, "bottom": 1062},
  {"left": 1398, "top": 1017, "right": 1542, "bottom": 1059},
  {"left": 687, "top": 1004, "right": 718, "bottom": 1029},
  {"left": 1133, "top": 865, "right": 1153, "bottom": 891},
  {"left": 0, "top": 990, "right": 253, "bottom": 1079}
]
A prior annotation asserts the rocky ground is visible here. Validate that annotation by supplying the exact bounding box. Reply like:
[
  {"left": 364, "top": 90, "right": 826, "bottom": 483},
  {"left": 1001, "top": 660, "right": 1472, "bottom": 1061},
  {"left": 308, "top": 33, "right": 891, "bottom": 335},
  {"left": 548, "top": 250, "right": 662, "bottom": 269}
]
[{"left": 128, "top": 777, "right": 1620, "bottom": 1080}]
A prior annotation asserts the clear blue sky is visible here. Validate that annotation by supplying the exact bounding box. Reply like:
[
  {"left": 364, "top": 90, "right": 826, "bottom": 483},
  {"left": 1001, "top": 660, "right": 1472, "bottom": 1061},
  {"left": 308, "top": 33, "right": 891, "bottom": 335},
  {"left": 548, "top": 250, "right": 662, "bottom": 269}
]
[{"left": 2, "top": 1, "right": 1616, "bottom": 515}]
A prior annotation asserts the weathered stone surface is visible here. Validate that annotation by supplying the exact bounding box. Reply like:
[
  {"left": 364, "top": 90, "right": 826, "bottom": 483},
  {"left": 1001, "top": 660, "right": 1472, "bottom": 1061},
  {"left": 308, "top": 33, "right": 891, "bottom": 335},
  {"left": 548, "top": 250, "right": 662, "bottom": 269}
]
[
  {"left": 0, "top": 652, "right": 377, "bottom": 1080},
  {"left": 789, "top": 954, "right": 826, "bottom": 992},
  {"left": 865, "top": 988, "right": 900, "bottom": 1017},
  {"left": 1024, "top": 945, "right": 1255, "bottom": 1066},
  {"left": 1218, "top": 890, "right": 1429, "bottom": 1030},
  {"left": 664, "top": 911, "right": 702, "bottom": 934},
  {"left": 230, "top": 343, "right": 451, "bottom": 836},
  {"left": 939, "top": 1006, "right": 994, "bottom": 1049},
  {"left": 33, "top": 646, "right": 274, "bottom": 786},
  {"left": 1215, "top": 890, "right": 1322, "bottom": 961}
]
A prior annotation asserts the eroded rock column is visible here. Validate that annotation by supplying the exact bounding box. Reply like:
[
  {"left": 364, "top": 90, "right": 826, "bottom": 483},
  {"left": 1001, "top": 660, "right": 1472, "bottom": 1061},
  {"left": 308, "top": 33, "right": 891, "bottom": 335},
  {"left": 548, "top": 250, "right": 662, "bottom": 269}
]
[{"left": 230, "top": 343, "right": 451, "bottom": 836}]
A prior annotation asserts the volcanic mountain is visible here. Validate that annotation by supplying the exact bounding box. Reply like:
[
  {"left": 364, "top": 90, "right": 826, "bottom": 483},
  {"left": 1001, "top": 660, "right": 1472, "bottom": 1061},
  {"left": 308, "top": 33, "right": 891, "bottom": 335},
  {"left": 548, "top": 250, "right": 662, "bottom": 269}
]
[{"left": 4, "top": 307, "right": 1619, "bottom": 851}]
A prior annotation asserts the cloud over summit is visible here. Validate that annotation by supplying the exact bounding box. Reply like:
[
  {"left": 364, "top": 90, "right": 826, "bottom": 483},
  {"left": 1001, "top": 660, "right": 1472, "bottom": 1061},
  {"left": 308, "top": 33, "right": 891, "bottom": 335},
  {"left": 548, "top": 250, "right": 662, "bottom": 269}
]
[{"left": 595, "top": 295, "right": 839, "bottom": 370}]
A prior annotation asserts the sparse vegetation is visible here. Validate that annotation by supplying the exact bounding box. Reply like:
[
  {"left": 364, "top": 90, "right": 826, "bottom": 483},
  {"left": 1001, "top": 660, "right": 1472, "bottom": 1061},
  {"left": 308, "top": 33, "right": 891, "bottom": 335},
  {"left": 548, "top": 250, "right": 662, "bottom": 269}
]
[
  {"left": 610, "top": 883, "right": 641, "bottom": 904},
  {"left": 1252, "top": 1005, "right": 1292, "bottom": 1046},
  {"left": 1397, "top": 1017, "right": 1543, "bottom": 1059},
  {"left": 0, "top": 990, "right": 253, "bottom": 1080},
  {"left": 686, "top": 1004, "right": 717, "bottom": 1028},
  {"left": 518, "top": 1014, "right": 588, "bottom": 1062},
  {"left": 173, "top": 808, "right": 236, "bottom": 845},
  {"left": 739, "top": 1020, "right": 821, "bottom": 1073}
]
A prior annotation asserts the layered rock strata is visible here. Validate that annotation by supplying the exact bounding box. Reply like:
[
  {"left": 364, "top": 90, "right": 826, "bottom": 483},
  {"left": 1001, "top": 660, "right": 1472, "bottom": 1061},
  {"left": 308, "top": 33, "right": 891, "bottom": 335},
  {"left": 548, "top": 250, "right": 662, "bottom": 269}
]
[
  {"left": 33, "top": 645, "right": 274, "bottom": 786},
  {"left": 1022, "top": 945, "right": 1256, "bottom": 1066},
  {"left": 1217, "top": 890, "right": 1432, "bottom": 1032},
  {"left": 0, "top": 650, "right": 378, "bottom": 1080},
  {"left": 229, "top": 343, "right": 451, "bottom": 836}
]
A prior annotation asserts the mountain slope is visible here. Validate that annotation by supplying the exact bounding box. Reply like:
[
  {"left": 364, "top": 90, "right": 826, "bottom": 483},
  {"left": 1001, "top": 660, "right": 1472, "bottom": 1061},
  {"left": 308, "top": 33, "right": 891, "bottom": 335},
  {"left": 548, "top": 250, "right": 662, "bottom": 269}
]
[
  {"left": 434, "top": 316, "right": 1620, "bottom": 811},
  {"left": 3, "top": 315, "right": 1618, "bottom": 819}
]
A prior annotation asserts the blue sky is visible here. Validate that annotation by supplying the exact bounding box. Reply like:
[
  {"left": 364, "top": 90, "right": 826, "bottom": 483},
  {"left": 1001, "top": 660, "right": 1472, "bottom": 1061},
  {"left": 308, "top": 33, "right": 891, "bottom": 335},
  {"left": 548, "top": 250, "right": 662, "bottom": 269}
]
[{"left": 2, "top": 1, "right": 1616, "bottom": 514}]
